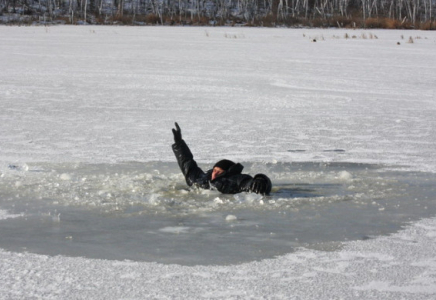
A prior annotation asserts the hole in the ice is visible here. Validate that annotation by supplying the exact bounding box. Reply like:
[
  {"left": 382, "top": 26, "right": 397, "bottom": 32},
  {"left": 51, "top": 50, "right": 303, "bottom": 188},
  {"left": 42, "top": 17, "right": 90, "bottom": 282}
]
[{"left": 0, "top": 161, "right": 436, "bottom": 266}]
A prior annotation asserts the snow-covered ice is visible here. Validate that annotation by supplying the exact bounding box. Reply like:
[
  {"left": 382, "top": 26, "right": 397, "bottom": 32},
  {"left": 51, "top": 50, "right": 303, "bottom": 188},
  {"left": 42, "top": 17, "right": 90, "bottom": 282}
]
[{"left": 0, "top": 26, "right": 436, "bottom": 298}]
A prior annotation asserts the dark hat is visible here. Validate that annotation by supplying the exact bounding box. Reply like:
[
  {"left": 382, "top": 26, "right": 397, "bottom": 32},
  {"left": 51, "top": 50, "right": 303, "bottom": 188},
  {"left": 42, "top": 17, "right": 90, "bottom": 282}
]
[{"left": 213, "top": 159, "right": 235, "bottom": 171}]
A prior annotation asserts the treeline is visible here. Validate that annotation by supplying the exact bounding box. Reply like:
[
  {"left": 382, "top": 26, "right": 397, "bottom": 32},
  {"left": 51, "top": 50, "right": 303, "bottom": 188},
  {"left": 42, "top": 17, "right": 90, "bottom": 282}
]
[{"left": 1, "top": 0, "right": 435, "bottom": 29}]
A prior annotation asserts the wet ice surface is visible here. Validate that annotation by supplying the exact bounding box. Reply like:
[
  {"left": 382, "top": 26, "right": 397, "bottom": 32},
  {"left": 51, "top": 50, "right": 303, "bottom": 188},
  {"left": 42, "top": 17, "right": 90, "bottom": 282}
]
[{"left": 1, "top": 161, "right": 435, "bottom": 265}]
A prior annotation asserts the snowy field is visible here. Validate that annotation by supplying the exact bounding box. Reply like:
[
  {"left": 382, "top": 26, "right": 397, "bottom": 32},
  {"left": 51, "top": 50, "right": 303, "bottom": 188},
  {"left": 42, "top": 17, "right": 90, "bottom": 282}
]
[{"left": 1, "top": 26, "right": 436, "bottom": 298}]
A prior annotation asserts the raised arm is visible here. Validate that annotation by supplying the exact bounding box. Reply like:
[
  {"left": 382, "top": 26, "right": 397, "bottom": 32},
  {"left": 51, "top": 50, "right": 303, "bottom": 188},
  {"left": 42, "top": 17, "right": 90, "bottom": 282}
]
[{"left": 172, "top": 122, "right": 209, "bottom": 188}]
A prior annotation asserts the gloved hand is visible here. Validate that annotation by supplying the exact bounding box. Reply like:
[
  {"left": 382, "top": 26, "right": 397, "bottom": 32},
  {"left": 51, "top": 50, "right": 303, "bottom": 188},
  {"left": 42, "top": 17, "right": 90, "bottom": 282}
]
[
  {"left": 172, "top": 122, "right": 182, "bottom": 143},
  {"left": 250, "top": 174, "right": 272, "bottom": 195}
]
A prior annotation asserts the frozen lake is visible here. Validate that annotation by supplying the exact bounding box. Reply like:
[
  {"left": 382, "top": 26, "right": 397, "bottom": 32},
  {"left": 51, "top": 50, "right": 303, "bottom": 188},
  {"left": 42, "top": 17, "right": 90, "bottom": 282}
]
[{"left": 0, "top": 26, "right": 436, "bottom": 298}]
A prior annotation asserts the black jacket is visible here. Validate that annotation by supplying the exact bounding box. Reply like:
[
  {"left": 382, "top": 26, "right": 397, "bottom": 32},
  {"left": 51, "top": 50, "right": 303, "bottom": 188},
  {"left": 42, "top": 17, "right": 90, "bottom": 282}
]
[{"left": 172, "top": 139, "right": 271, "bottom": 195}]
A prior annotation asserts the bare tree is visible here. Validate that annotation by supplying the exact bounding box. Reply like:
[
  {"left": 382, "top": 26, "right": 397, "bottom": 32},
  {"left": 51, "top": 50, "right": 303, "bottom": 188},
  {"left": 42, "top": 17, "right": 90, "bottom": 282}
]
[{"left": 0, "top": 0, "right": 11, "bottom": 13}]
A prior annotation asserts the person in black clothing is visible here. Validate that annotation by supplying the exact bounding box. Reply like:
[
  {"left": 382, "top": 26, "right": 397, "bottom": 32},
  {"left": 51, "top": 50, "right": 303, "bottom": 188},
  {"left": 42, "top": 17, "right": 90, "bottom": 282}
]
[{"left": 172, "top": 123, "right": 272, "bottom": 195}]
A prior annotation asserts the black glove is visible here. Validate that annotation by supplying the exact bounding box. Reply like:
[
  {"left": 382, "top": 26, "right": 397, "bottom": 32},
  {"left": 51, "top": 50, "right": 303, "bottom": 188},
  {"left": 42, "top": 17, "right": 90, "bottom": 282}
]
[
  {"left": 172, "top": 122, "right": 182, "bottom": 143},
  {"left": 250, "top": 174, "right": 272, "bottom": 195}
]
